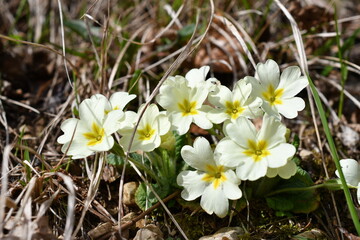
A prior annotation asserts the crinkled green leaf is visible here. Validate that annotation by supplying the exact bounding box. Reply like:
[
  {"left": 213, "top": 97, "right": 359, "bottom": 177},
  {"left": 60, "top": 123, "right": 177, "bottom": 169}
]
[
  {"left": 106, "top": 153, "right": 124, "bottom": 166},
  {"left": 178, "top": 24, "right": 196, "bottom": 39},
  {"left": 135, "top": 182, "right": 170, "bottom": 211},
  {"left": 266, "top": 196, "right": 294, "bottom": 212},
  {"left": 266, "top": 167, "right": 320, "bottom": 214}
]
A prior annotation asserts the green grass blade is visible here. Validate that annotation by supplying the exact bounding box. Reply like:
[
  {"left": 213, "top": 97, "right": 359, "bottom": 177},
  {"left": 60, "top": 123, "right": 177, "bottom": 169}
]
[{"left": 307, "top": 74, "right": 360, "bottom": 235}]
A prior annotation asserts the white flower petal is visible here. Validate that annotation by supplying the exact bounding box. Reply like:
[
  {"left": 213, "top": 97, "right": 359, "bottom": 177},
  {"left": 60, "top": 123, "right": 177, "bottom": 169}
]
[
  {"left": 236, "top": 159, "right": 268, "bottom": 181},
  {"left": 170, "top": 113, "right": 192, "bottom": 135},
  {"left": 245, "top": 76, "right": 264, "bottom": 98},
  {"left": 241, "top": 97, "right": 263, "bottom": 118},
  {"left": 57, "top": 118, "right": 79, "bottom": 144},
  {"left": 258, "top": 115, "right": 286, "bottom": 148},
  {"left": 255, "top": 59, "right": 280, "bottom": 87},
  {"left": 62, "top": 140, "right": 94, "bottom": 159},
  {"left": 177, "top": 170, "right": 207, "bottom": 201},
  {"left": 277, "top": 97, "right": 305, "bottom": 119},
  {"left": 207, "top": 109, "right": 229, "bottom": 124},
  {"left": 118, "top": 111, "right": 137, "bottom": 130},
  {"left": 266, "top": 167, "right": 278, "bottom": 178},
  {"left": 185, "top": 66, "right": 210, "bottom": 87},
  {"left": 79, "top": 95, "right": 107, "bottom": 125},
  {"left": 357, "top": 183, "right": 360, "bottom": 205},
  {"left": 200, "top": 184, "right": 229, "bottom": 218},
  {"left": 157, "top": 114, "right": 171, "bottom": 135},
  {"left": 205, "top": 77, "right": 221, "bottom": 92},
  {"left": 224, "top": 117, "right": 257, "bottom": 148},
  {"left": 335, "top": 159, "right": 360, "bottom": 186},
  {"left": 193, "top": 111, "right": 213, "bottom": 130},
  {"left": 208, "top": 85, "right": 233, "bottom": 107},
  {"left": 232, "top": 80, "right": 252, "bottom": 103},
  {"left": 133, "top": 138, "right": 158, "bottom": 152},
  {"left": 278, "top": 67, "right": 308, "bottom": 98},
  {"left": 222, "top": 171, "right": 242, "bottom": 200},
  {"left": 181, "top": 137, "right": 216, "bottom": 171},
  {"left": 88, "top": 135, "right": 114, "bottom": 151},
  {"left": 191, "top": 86, "right": 209, "bottom": 107},
  {"left": 266, "top": 143, "right": 295, "bottom": 168},
  {"left": 261, "top": 101, "right": 281, "bottom": 119},
  {"left": 277, "top": 159, "right": 297, "bottom": 179},
  {"left": 109, "top": 92, "right": 136, "bottom": 111},
  {"left": 139, "top": 104, "right": 159, "bottom": 126},
  {"left": 103, "top": 110, "right": 124, "bottom": 134},
  {"left": 216, "top": 138, "right": 245, "bottom": 168},
  {"left": 267, "top": 160, "right": 297, "bottom": 179}
]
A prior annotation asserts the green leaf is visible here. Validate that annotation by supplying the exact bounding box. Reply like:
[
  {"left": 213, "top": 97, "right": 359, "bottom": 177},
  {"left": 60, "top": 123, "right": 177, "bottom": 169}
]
[
  {"left": 178, "top": 24, "right": 196, "bottom": 39},
  {"left": 292, "top": 134, "right": 300, "bottom": 151},
  {"left": 135, "top": 182, "right": 170, "bottom": 211},
  {"left": 128, "top": 69, "right": 142, "bottom": 95},
  {"left": 265, "top": 167, "right": 320, "bottom": 214},
  {"left": 174, "top": 131, "right": 187, "bottom": 163},
  {"left": 106, "top": 153, "right": 124, "bottom": 166},
  {"left": 64, "top": 19, "right": 101, "bottom": 44},
  {"left": 266, "top": 196, "right": 294, "bottom": 212}
]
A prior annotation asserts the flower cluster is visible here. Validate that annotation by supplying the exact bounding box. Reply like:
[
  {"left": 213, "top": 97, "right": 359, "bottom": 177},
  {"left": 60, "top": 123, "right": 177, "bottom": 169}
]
[
  {"left": 58, "top": 59, "right": 308, "bottom": 218},
  {"left": 58, "top": 92, "right": 171, "bottom": 157}
]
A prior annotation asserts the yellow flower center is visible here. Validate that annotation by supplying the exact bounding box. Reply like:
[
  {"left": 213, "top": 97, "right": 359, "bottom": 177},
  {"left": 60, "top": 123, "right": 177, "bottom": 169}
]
[
  {"left": 104, "top": 106, "right": 119, "bottom": 114},
  {"left": 243, "top": 139, "right": 270, "bottom": 162},
  {"left": 262, "top": 84, "right": 284, "bottom": 106},
  {"left": 225, "top": 100, "right": 245, "bottom": 119},
  {"left": 138, "top": 124, "right": 156, "bottom": 140},
  {"left": 83, "top": 122, "right": 105, "bottom": 146},
  {"left": 202, "top": 165, "right": 227, "bottom": 189},
  {"left": 178, "top": 99, "right": 198, "bottom": 116}
]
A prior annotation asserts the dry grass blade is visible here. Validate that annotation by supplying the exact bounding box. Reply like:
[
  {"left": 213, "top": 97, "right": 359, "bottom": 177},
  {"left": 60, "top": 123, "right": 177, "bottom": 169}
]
[
  {"left": 7, "top": 176, "right": 37, "bottom": 237},
  {"left": 224, "top": 12, "right": 260, "bottom": 60},
  {"left": 84, "top": 15, "right": 102, "bottom": 70},
  {"left": 57, "top": 0, "right": 73, "bottom": 88},
  {"left": 108, "top": 25, "right": 146, "bottom": 90},
  {"left": 314, "top": 70, "right": 360, "bottom": 110},
  {"left": 273, "top": 0, "right": 308, "bottom": 74},
  {"left": 72, "top": 154, "right": 105, "bottom": 238},
  {"left": 214, "top": 14, "right": 256, "bottom": 70},
  {"left": 35, "top": 189, "right": 61, "bottom": 221},
  {"left": 0, "top": 99, "right": 9, "bottom": 145},
  {"left": 55, "top": 173, "right": 76, "bottom": 240},
  {"left": 211, "top": 23, "right": 243, "bottom": 78},
  {"left": 0, "top": 145, "right": 12, "bottom": 238},
  {"left": 38, "top": 92, "right": 74, "bottom": 161},
  {"left": 0, "top": 96, "right": 40, "bottom": 114}
]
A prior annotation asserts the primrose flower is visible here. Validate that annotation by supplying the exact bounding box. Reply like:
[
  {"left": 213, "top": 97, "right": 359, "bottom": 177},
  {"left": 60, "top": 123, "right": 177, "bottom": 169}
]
[
  {"left": 335, "top": 159, "right": 360, "bottom": 204},
  {"left": 119, "top": 104, "right": 170, "bottom": 152},
  {"left": 57, "top": 94, "right": 124, "bottom": 159},
  {"left": 156, "top": 76, "right": 213, "bottom": 135},
  {"left": 246, "top": 59, "right": 308, "bottom": 119},
  {"left": 207, "top": 79, "right": 263, "bottom": 124},
  {"left": 177, "top": 137, "right": 242, "bottom": 218},
  {"left": 215, "top": 115, "right": 296, "bottom": 181}
]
